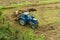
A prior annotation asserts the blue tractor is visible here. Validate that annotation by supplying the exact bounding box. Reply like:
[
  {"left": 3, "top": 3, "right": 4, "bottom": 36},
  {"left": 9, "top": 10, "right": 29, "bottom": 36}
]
[{"left": 15, "top": 9, "right": 38, "bottom": 29}]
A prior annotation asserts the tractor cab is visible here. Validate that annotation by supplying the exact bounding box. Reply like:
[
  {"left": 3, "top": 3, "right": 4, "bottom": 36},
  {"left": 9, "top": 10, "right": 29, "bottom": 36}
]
[{"left": 21, "top": 12, "right": 35, "bottom": 21}]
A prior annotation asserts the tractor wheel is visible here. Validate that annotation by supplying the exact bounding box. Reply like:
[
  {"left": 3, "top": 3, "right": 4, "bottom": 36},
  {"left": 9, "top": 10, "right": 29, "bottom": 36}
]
[
  {"left": 29, "top": 22, "right": 36, "bottom": 29},
  {"left": 19, "top": 19, "right": 26, "bottom": 26},
  {"left": 31, "top": 25, "right": 36, "bottom": 29}
]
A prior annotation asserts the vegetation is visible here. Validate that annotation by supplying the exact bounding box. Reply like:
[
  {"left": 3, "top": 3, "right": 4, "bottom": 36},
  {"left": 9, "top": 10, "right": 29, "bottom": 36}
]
[
  {"left": 0, "top": 0, "right": 60, "bottom": 40},
  {"left": 0, "top": 11, "right": 46, "bottom": 40},
  {"left": 0, "top": 11, "right": 19, "bottom": 40},
  {"left": 0, "top": 0, "right": 60, "bottom": 10},
  {"left": 33, "top": 9, "right": 60, "bottom": 26}
]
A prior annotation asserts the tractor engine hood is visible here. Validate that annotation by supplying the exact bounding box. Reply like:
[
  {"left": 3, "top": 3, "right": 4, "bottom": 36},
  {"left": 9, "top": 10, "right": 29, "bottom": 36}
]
[{"left": 32, "top": 18, "right": 38, "bottom": 24}]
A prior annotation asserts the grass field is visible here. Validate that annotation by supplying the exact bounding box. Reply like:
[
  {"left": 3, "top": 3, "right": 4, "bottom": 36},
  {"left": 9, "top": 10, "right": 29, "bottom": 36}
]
[
  {"left": 0, "top": 0, "right": 60, "bottom": 6},
  {"left": 1, "top": 0, "right": 60, "bottom": 10},
  {"left": 0, "top": 0, "right": 60, "bottom": 40},
  {"left": 1, "top": 3, "right": 60, "bottom": 40}
]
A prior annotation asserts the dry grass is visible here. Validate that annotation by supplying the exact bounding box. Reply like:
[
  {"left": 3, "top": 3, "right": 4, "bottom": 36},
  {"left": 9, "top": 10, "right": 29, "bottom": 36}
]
[{"left": 0, "top": 0, "right": 60, "bottom": 6}]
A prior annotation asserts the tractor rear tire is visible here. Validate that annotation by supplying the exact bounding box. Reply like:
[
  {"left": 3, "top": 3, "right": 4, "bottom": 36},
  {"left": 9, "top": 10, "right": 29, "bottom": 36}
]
[{"left": 19, "top": 19, "right": 26, "bottom": 26}]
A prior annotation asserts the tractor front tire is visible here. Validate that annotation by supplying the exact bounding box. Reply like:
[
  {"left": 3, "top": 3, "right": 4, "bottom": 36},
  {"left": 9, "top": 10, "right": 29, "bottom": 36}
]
[
  {"left": 29, "top": 22, "right": 36, "bottom": 29},
  {"left": 31, "top": 25, "right": 36, "bottom": 29},
  {"left": 19, "top": 19, "right": 26, "bottom": 26}
]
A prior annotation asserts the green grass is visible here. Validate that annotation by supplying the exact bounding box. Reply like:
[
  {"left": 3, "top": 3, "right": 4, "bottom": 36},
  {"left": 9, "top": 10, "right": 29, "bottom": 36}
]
[
  {"left": 2, "top": 7, "right": 60, "bottom": 40},
  {"left": 0, "top": 0, "right": 60, "bottom": 40},
  {"left": 43, "top": 9, "right": 60, "bottom": 25},
  {"left": 32, "top": 9, "right": 60, "bottom": 26},
  {"left": 35, "top": 34, "right": 46, "bottom": 40},
  {"left": 0, "top": 11, "right": 46, "bottom": 40},
  {"left": 38, "top": 0, "right": 60, "bottom": 4},
  {"left": 0, "top": 15, "right": 46, "bottom": 40},
  {"left": 19, "top": 29, "right": 46, "bottom": 40},
  {"left": 0, "top": 0, "right": 60, "bottom": 10}
]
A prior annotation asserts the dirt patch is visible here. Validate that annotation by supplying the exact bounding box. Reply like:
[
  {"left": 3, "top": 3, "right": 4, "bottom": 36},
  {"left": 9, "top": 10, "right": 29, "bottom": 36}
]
[{"left": 28, "top": 8, "right": 37, "bottom": 12}]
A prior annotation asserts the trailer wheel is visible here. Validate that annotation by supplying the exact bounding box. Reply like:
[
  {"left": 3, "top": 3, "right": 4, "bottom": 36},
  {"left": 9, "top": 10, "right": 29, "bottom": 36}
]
[{"left": 19, "top": 19, "right": 26, "bottom": 26}]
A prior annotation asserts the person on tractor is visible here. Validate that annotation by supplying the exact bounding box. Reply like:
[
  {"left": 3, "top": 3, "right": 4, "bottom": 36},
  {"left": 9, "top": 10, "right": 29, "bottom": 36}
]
[
  {"left": 15, "top": 10, "right": 22, "bottom": 16},
  {"left": 22, "top": 11, "right": 35, "bottom": 21}
]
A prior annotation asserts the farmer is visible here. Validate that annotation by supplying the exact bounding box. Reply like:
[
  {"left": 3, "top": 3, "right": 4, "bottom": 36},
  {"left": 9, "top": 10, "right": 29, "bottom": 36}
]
[
  {"left": 22, "top": 10, "right": 34, "bottom": 15},
  {"left": 22, "top": 11, "right": 35, "bottom": 20},
  {"left": 16, "top": 10, "right": 19, "bottom": 14},
  {"left": 14, "top": 10, "right": 19, "bottom": 17},
  {"left": 15, "top": 10, "right": 22, "bottom": 17}
]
